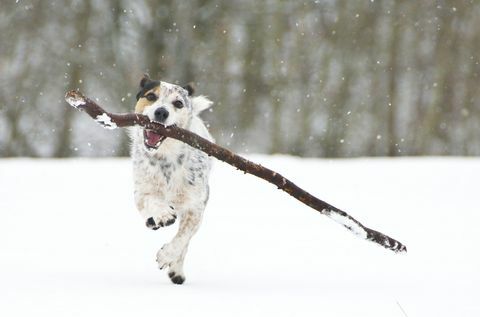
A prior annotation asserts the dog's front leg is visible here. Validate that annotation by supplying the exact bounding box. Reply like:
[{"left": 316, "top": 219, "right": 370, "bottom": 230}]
[
  {"left": 135, "top": 193, "right": 177, "bottom": 230},
  {"left": 156, "top": 209, "right": 203, "bottom": 284}
]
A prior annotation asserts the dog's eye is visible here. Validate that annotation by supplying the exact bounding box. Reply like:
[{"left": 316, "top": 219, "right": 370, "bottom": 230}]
[
  {"left": 172, "top": 100, "right": 184, "bottom": 109},
  {"left": 145, "top": 93, "right": 157, "bottom": 102}
]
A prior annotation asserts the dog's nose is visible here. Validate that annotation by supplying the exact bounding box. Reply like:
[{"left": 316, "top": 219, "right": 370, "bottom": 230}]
[{"left": 154, "top": 107, "right": 169, "bottom": 122}]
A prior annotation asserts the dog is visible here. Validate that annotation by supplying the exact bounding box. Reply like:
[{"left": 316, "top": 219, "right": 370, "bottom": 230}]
[{"left": 130, "top": 75, "right": 213, "bottom": 284}]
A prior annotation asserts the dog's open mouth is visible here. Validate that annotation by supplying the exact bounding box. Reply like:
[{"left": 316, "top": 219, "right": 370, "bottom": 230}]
[{"left": 143, "top": 129, "right": 166, "bottom": 150}]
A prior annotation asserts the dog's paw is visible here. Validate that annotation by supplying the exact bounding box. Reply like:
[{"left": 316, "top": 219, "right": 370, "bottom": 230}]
[
  {"left": 168, "top": 271, "right": 186, "bottom": 285},
  {"left": 156, "top": 244, "right": 180, "bottom": 270},
  {"left": 145, "top": 210, "right": 176, "bottom": 230}
]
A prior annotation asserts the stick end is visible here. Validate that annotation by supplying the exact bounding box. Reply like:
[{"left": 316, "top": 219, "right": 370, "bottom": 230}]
[
  {"left": 65, "top": 90, "right": 86, "bottom": 109},
  {"left": 395, "top": 244, "right": 407, "bottom": 253},
  {"left": 386, "top": 238, "right": 407, "bottom": 254}
]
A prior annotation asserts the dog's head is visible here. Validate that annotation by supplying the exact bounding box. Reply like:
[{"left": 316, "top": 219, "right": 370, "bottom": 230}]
[{"left": 134, "top": 74, "right": 212, "bottom": 150}]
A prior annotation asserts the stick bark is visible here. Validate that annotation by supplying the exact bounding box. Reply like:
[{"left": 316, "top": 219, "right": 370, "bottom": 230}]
[{"left": 65, "top": 90, "right": 407, "bottom": 253}]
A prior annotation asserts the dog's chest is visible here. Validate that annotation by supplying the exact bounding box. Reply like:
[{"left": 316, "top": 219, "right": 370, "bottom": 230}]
[
  {"left": 133, "top": 151, "right": 184, "bottom": 191},
  {"left": 132, "top": 144, "right": 209, "bottom": 195}
]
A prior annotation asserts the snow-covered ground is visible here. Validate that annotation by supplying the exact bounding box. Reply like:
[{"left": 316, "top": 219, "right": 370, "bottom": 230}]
[{"left": 1, "top": 156, "right": 479, "bottom": 316}]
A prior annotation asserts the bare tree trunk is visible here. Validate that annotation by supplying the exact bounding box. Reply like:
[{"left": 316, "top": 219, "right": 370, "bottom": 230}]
[
  {"left": 386, "top": 1, "right": 399, "bottom": 156},
  {"left": 54, "top": 0, "right": 91, "bottom": 157},
  {"left": 240, "top": 3, "right": 267, "bottom": 139},
  {"left": 143, "top": 0, "right": 172, "bottom": 78}
]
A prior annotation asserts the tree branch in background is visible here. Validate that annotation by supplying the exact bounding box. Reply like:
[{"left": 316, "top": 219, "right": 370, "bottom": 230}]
[{"left": 65, "top": 90, "right": 407, "bottom": 253}]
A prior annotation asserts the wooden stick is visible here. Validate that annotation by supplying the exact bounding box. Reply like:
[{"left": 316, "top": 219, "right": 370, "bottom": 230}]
[{"left": 65, "top": 90, "right": 407, "bottom": 253}]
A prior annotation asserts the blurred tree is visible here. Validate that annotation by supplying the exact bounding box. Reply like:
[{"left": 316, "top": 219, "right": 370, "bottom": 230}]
[
  {"left": 55, "top": 0, "right": 92, "bottom": 157},
  {"left": 1, "top": 0, "right": 479, "bottom": 157}
]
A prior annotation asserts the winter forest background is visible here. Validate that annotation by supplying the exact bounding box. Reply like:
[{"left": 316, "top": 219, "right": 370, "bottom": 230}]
[{"left": 1, "top": 0, "right": 479, "bottom": 158}]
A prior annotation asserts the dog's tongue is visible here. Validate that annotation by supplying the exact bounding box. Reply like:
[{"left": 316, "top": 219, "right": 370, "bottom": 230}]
[{"left": 145, "top": 130, "right": 163, "bottom": 146}]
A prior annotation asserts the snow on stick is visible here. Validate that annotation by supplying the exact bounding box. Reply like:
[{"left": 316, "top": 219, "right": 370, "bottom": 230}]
[{"left": 65, "top": 90, "right": 407, "bottom": 253}]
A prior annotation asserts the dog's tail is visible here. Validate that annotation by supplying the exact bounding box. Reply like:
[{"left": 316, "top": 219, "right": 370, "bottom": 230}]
[{"left": 191, "top": 95, "right": 213, "bottom": 115}]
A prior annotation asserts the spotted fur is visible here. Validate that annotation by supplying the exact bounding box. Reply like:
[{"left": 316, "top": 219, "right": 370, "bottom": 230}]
[{"left": 130, "top": 77, "right": 213, "bottom": 285}]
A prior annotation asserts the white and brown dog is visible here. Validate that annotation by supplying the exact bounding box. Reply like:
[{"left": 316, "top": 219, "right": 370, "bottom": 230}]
[{"left": 130, "top": 75, "right": 213, "bottom": 284}]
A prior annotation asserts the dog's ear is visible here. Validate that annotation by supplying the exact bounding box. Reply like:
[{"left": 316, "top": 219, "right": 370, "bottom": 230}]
[
  {"left": 140, "top": 73, "right": 151, "bottom": 88},
  {"left": 191, "top": 95, "right": 213, "bottom": 114},
  {"left": 183, "top": 83, "right": 195, "bottom": 96},
  {"left": 137, "top": 74, "right": 159, "bottom": 100}
]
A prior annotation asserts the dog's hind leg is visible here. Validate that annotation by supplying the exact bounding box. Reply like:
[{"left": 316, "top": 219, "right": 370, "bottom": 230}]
[
  {"left": 167, "top": 248, "right": 188, "bottom": 284},
  {"left": 156, "top": 209, "right": 203, "bottom": 284}
]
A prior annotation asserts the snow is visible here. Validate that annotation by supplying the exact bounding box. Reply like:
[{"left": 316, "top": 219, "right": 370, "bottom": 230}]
[
  {"left": 327, "top": 209, "right": 368, "bottom": 239},
  {"left": 65, "top": 95, "right": 86, "bottom": 109},
  {"left": 95, "top": 113, "right": 118, "bottom": 130},
  {"left": 1, "top": 156, "right": 479, "bottom": 316}
]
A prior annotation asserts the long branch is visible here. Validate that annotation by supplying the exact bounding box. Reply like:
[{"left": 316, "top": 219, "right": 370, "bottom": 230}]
[{"left": 65, "top": 90, "right": 407, "bottom": 253}]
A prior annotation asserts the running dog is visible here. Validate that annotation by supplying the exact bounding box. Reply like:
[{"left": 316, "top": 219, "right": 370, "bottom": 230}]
[{"left": 130, "top": 75, "right": 213, "bottom": 284}]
